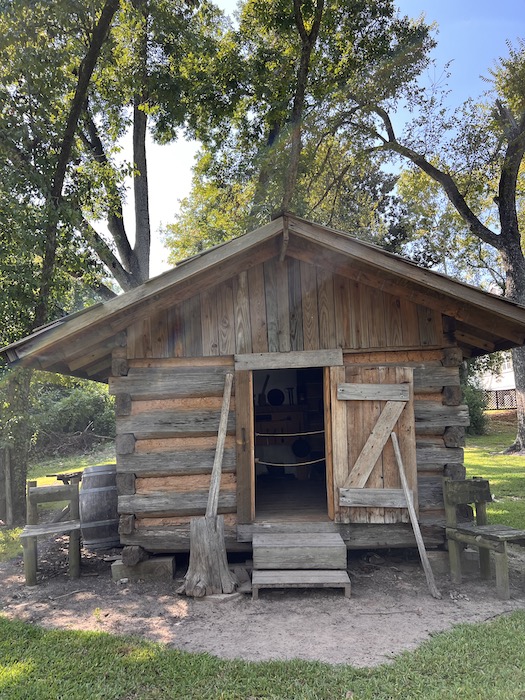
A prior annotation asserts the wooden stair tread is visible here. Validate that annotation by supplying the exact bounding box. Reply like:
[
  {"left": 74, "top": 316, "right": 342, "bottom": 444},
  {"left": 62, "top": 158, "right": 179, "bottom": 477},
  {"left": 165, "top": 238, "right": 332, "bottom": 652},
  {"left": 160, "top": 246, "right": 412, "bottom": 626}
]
[
  {"left": 251, "top": 569, "right": 351, "bottom": 599},
  {"left": 253, "top": 569, "right": 350, "bottom": 584},
  {"left": 253, "top": 532, "right": 347, "bottom": 571}
]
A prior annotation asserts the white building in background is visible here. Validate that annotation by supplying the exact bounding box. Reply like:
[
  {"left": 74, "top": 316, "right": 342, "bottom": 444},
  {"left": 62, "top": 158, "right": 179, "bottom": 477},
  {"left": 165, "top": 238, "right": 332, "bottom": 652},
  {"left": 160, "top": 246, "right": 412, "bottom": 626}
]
[{"left": 480, "top": 352, "right": 517, "bottom": 409}]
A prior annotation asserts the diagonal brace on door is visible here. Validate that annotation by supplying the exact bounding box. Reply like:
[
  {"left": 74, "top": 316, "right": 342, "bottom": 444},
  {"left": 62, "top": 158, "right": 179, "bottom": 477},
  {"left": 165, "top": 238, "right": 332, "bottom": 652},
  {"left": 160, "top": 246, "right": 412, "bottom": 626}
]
[{"left": 342, "top": 400, "right": 406, "bottom": 489}]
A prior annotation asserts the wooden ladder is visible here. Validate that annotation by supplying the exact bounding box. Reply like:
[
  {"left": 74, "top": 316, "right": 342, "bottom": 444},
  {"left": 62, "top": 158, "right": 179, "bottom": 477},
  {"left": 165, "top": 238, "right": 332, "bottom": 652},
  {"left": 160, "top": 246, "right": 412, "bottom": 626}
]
[{"left": 251, "top": 532, "right": 351, "bottom": 600}]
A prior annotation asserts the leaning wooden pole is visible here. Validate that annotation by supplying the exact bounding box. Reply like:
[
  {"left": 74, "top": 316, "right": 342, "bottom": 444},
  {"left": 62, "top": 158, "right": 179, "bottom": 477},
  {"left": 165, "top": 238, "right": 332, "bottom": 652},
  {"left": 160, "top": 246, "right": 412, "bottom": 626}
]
[
  {"left": 391, "top": 432, "right": 442, "bottom": 600},
  {"left": 179, "top": 373, "right": 236, "bottom": 597}
]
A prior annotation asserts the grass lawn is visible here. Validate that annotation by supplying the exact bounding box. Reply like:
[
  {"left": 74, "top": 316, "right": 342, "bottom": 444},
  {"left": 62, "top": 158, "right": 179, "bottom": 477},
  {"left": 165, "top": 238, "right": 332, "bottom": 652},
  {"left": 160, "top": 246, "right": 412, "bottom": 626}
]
[
  {"left": 465, "top": 411, "right": 525, "bottom": 529},
  {"left": 1, "top": 612, "right": 525, "bottom": 700}
]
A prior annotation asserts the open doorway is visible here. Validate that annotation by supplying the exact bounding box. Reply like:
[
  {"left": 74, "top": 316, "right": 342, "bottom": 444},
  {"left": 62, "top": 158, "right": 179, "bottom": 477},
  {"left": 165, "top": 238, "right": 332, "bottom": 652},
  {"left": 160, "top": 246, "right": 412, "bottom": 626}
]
[{"left": 253, "top": 367, "right": 329, "bottom": 521}]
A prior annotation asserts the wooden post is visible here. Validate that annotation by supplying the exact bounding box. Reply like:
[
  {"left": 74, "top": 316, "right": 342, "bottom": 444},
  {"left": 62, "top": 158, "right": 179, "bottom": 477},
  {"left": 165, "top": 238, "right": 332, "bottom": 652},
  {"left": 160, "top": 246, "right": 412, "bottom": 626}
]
[
  {"left": 68, "top": 480, "right": 81, "bottom": 579},
  {"left": 24, "top": 480, "right": 38, "bottom": 586},
  {"left": 391, "top": 432, "right": 442, "bottom": 600}
]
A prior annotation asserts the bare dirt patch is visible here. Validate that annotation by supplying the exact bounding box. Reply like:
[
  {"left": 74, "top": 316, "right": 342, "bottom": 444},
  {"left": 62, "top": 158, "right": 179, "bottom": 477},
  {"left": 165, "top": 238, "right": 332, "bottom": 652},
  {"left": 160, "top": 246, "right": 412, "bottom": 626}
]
[{"left": 1, "top": 537, "right": 524, "bottom": 667}]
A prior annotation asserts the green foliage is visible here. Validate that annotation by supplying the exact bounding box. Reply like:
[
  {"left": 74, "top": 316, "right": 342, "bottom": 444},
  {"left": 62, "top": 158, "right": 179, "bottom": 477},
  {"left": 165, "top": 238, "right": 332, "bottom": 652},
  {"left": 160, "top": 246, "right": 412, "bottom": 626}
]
[
  {"left": 1, "top": 613, "right": 525, "bottom": 699},
  {"left": 165, "top": 0, "right": 435, "bottom": 259},
  {"left": 463, "top": 383, "right": 488, "bottom": 436},
  {"left": 29, "top": 375, "right": 115, "bottom": 455}
]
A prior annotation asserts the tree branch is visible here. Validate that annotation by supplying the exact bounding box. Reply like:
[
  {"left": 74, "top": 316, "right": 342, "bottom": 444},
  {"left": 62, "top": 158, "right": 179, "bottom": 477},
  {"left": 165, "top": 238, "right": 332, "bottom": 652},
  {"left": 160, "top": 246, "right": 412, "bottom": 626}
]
[
  {"left": 80, "top": 218, "right": 135, "bottom": 291},
  {"left": 34, "top": 0, "right": 120, "bottom": 327}
]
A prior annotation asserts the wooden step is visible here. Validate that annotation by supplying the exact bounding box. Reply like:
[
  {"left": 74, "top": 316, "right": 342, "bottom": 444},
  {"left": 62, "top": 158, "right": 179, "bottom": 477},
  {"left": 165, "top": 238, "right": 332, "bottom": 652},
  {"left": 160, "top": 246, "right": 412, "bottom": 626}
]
[
  {"left": 252, "top": 569, "right": 351, "bottom": 600},
  {"left": 253, "top": 533, "right": 347, "bottom": 570}
]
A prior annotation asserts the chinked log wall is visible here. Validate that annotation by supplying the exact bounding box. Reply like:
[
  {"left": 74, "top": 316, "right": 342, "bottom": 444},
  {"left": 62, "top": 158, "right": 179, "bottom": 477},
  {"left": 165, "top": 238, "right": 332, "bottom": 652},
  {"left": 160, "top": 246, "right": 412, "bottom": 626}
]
[{"left": 109, "top": 257, "right": 467, "bottom": 552}]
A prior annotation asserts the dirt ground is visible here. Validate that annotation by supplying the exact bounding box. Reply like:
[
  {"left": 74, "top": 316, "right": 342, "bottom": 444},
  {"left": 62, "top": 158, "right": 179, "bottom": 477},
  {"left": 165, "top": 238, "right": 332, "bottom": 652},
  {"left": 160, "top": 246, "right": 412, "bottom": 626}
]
[{"left": 2, "top": 537, "right": 525, "bottom": 668}]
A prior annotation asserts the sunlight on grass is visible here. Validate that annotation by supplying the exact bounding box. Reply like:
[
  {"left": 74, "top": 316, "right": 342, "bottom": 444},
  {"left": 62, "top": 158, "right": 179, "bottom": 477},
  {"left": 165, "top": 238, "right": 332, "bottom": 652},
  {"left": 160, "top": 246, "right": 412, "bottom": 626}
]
[
  {"left": 28, "top": 443, "right": 115, "bottom": 486},
  {"left": 465, "top": 411, "right": 525, "bottom": 528},
  {"left": 1, "top": 614, "right": 525, "bottom": 699}
]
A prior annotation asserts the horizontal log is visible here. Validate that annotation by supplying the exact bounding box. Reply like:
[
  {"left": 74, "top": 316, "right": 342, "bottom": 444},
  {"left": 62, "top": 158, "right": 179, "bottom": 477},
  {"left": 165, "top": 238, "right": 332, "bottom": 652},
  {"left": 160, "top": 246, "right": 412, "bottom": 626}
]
[
  {"left": 117, "top": 447, "right": 236, "bottom": 476},
  {"left": 118, "top": 491, "right": 236, "bottom": 518},
  {"left": 135, "top": 472, "right": 236, "bottom": 494},
  {"left": 416, "top": 446, "right": 464, "bottom": 465},
  {"left": 117, "top": 409, "right": 236, "bottom": 439},
  {"left": 135, "top": 435, "right": 235, "bottom": 453},
  {"left": 413, "top": 366, "right": 460, "bottom": 391},
  {"left": 28, "top": 485, "right": 77, "bottom": 504},
  {"left": 136, "top": 513, "right": 237, "bottom": 528},
  {"left": 109, "top": 366, "right": 231, "bottom": 400},
  {"left": 234, "top": 349, "right": 343, "bottom": 371},
  {"left": 337, "top": 384, "right": 410, "bottom": 402},
  {"left": 237, "top": 522, "right": 444, "bottom": 548},
  {"left": 131, "top": 396, "right": 234, "bottom": 415},
  {"left": 414, "top": 402, "right": 470, "bottom": 429},
  {"left": 120, "top": 525, "right": 245, "bottom": 553}
]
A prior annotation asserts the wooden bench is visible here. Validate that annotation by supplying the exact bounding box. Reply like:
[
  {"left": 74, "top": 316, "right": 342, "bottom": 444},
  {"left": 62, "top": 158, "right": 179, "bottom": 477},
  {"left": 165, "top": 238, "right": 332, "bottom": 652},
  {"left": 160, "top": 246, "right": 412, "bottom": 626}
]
[
  {"left": 20, "top": 478, "right": 81, "bottom": 586},
  {"left": 443, "top": 477, "right": 525, "bottom": 599}
]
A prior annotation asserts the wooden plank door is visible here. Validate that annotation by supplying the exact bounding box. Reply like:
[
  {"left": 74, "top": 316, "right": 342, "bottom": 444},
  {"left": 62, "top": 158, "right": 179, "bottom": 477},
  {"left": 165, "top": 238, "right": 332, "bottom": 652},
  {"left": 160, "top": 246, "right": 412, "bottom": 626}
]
[{"left": 330, "top": 366, "right": 417, "bottom": 524}]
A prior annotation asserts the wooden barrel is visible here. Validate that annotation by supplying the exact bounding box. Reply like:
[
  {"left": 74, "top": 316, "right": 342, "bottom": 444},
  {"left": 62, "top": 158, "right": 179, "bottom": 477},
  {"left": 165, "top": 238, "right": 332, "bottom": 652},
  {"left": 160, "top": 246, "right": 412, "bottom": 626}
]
[{"left": 79, "top": 464, "right": 120, "bottom": 550}]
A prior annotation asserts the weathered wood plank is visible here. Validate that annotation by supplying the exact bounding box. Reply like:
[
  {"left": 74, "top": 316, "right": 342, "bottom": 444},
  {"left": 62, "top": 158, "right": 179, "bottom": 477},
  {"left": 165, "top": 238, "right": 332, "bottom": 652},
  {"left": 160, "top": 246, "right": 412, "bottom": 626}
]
[
  {"left": 200, "top": 288, "right": 220, "bottom": 356},
  {"left": 117, "top": 448, "right": 236, "bottom": 475},
  {"left": 109, "top": 366, "right": 231, "bottom": 399},
  {"left": 251, "top": 570, "right": 351, "bottom": 599},
  {"left": 237, "top": 522, "right": 445, "bottom": 548},
  {"left": 416, "top": 445, "right": 464, "bottom": 465},
  {"left": 117, "top": 409, "right": 235, "bottom": 439},
  {"left": 334, "top": 275, "right": 352, "bottom": 349},
  {"left": 414, "top": 403, "right": 470, "bottom": 429},
  {"left": 234, "top": 349, "right": 343, "bottom": 371},
  {"left": 413, "top": 366, "right": 460, "bottom": 391},
  {"left": 118, "top": 491, "right": 236, "bottom": 517},
  {"left": 275, "top": 260, "right": 291, "bottom": 352},
  {"left": 253, "top": 533, "right": 346, "bottom": 570},
  {"left": 216, "top": 280, "right": 235, "bottom": 355},
  {"left": 136, "top": 473, "right": 236, "bottom": 494},
  {"left": 120, "top": 525, "right": 244, "bottom": 553},
  {"left": 167, "top": 304, "right": 184, "bottom": 358},
  {"left": 264, "top": 261, "right": 279, "bottom": 352},
  {"left": 182, "top": 296, "right": 203, "bottom": 357},
  {"left": 300, "top": 260, "right": 320, "bottom": 351},
  {"left": 339, "top": 487, "right": 410, "bottom": 509},
  {"left": 316, "top": 266, "right": 336, "bottom": 349},
  {"left": 385, "top": 294, "right": 404, "bottom": 347},
  {"left": 288, "top": 257, "right": 304, "bottom": 351},
  {"left": 337, "top": 383, "right": 410, "bottom": 402},
  {"left": 233, "top": 271, "right": 252, "bottom": 354},
  {"left": 248, "top": 264, "right": 268, "bottom": 353}
]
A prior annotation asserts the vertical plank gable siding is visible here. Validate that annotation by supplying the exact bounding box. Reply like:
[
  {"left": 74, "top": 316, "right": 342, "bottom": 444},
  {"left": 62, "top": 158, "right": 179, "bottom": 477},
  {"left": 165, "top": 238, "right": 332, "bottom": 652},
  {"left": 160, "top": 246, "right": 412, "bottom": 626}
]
[{"left": 125, "top": 260, "right": 442, "bottom": 360}]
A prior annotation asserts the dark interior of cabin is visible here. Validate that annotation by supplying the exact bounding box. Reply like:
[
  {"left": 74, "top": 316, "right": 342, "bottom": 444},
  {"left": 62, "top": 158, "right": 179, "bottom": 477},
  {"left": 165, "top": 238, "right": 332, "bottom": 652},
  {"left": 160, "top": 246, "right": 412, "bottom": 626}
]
[{"left": 253, "top": 367, "right": 329, "bottom": 521}]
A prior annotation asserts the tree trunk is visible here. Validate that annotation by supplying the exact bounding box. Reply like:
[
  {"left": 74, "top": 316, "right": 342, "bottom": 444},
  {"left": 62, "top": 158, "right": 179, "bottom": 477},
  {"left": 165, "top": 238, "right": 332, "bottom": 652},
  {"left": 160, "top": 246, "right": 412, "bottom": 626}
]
[
  {"left": 503, "top": 242, "right": 525, "bottom": 452},
  {"left": 0, "top": 369, "right": 32, "bottom": 526}
]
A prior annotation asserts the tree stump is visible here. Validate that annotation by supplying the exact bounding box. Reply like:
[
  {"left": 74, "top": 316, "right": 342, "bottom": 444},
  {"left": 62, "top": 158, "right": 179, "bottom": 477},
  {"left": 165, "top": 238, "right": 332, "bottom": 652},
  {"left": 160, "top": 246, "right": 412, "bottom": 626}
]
[{"left": 178, "top": 515, "right": 237, "bottom": 597}]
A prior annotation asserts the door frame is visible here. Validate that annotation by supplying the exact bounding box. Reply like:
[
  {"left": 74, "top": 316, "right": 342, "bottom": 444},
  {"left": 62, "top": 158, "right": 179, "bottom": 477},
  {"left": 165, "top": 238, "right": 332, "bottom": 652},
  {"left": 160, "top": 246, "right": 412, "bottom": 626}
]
[{"left": 234, "top": 349, "right": 343, "bottom": 524}]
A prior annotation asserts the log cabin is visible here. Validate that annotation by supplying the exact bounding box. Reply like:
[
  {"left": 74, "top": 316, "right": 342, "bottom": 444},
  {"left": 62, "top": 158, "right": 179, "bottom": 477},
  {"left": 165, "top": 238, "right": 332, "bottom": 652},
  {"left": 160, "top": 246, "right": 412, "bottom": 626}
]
[{"left": 4, "top": 214, "right": 525, "bottom": 556}]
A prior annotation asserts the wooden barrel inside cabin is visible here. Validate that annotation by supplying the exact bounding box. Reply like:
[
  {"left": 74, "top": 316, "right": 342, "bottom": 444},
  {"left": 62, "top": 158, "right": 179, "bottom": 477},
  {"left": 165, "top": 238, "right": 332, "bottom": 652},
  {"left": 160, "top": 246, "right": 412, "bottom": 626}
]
[{"left": 79, "top": 464, "right": 120, "bottom": 550}]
